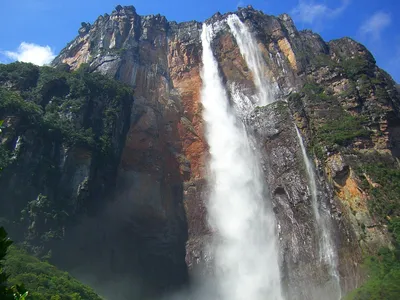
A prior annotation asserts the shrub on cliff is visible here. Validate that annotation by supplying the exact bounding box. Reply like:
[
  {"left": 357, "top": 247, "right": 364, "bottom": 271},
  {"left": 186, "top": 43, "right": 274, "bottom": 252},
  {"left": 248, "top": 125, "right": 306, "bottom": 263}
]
[
  {"left": 297, "top": 82, "right": 372, "bottom": 159},
  {"left": 355, "top": 153, "right": 400, "bottom": 221},
  {"left": 317, "top": 114, "right": 370, "bottom": 148},
  {"left": 345, "top": 218, "right": 400, "bottom": 300}
]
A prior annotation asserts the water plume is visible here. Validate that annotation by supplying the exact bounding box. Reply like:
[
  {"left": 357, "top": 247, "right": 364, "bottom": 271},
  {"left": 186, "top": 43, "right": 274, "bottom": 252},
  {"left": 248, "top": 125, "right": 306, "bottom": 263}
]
[{"left": 200, "top": 22, "right": 284, "bottom": 300}]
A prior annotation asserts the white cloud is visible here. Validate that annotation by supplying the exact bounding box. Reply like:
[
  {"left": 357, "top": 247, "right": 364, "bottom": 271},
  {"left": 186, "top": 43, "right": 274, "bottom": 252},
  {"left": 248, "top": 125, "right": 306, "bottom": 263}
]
[
  {"left": 360, "top": 11, "right": 391, "bottom": 41},
  {"left": 291, "top": 0, "right": 350, "bottom": 25},
  {"left": 3, "top": 42, "right": 56, "bottom": 66}
]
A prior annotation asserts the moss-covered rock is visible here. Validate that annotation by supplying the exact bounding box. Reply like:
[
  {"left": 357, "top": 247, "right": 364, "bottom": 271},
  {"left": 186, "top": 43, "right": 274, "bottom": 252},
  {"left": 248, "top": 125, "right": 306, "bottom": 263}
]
[{"left": 0, "top": 62, "right": 134, "bottom": 256}]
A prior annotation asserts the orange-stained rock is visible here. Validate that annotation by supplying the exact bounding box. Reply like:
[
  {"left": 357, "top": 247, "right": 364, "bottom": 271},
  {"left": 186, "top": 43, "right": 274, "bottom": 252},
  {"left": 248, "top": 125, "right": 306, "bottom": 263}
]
[
  {"left": 168, "top": 39, "right": 207, "bottom": 180},
  {"left": 278, "top": 38, "right": 298, "bottom": 71},
  {"left": 62, "top": 38, "right": 91, "bottom": 69},
  {"left": 336, "top": 174, "right": 368, "bottom": 213}
]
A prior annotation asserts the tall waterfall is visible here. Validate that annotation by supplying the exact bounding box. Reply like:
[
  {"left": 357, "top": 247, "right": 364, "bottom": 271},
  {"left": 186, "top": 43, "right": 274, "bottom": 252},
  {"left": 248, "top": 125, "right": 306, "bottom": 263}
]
[
  {"left": 227, "top": 14, "right": 273, "bottom": 106},
  {"left": 200, "top": 22, "right": 283, "bottom": 300},
  {"left": 295, "top": 127, "right": 342, "bottom": 299},
  {"left": 227, "top": 14, "right": 342, "bottom": 298}
]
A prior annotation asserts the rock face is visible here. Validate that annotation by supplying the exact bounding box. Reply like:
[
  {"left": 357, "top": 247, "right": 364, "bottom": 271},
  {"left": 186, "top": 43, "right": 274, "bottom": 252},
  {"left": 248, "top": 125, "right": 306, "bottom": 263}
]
[{"left": 1, "top": 4, "right": 400, "bottom": 300}]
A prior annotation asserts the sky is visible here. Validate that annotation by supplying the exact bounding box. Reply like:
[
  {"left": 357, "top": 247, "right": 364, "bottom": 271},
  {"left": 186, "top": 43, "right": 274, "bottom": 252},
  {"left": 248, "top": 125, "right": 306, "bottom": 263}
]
[{"left": 0, "top": 0, "right": 399, "bottom": 82}]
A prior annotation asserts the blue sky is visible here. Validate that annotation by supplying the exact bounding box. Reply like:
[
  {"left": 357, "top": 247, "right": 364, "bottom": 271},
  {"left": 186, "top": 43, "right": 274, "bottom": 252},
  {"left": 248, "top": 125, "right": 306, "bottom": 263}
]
[{"left": 0, "top": 0, "right": 399, "bottom": 82}]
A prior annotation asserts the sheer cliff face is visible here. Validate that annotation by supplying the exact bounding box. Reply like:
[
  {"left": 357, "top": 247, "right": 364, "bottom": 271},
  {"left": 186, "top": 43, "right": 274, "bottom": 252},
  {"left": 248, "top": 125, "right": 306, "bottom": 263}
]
[{"left": 18, "top": 4, "right": 400, "bottom": 299}]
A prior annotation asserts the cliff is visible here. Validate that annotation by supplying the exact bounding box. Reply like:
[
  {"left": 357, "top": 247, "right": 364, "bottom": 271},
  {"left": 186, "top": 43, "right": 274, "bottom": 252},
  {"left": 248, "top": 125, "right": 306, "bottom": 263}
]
[{"left": 0, "top": 4, "right": 399, "bottom": 300}]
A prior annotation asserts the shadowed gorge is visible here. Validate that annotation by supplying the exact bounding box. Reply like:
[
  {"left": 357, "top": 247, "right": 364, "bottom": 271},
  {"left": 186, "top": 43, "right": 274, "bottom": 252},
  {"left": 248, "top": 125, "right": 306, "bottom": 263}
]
[{"left": 0, "top": 4, "right": 400, "bottom": 300}]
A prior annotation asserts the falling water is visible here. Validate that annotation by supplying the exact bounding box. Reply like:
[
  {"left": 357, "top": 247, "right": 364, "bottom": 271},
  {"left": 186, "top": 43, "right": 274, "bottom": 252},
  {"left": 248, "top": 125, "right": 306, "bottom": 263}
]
[
  {"left": 227, "top": 14, "right": 273, "bottom": 106},
  {"left": 295, "top": 127, "right": 342, "bottom": 299},
  {"left": 200, "top": 23, "right": 283, "bottom": 300},
  {"left": 227, "top": 14, "right": 341, "bottom": 298}
]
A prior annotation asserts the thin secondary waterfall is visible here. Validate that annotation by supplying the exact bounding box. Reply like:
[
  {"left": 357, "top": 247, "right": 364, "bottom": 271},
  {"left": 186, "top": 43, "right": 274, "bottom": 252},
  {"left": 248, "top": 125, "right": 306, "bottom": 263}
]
[
  {"left": 200, "top": 23, "right": 283, "bottom": 300},
  {"left": 227, "top": 14, "right": 273, "bottom": 106},
  {"left": 295, "top": 127, "right": 342, "bottom": 299}
]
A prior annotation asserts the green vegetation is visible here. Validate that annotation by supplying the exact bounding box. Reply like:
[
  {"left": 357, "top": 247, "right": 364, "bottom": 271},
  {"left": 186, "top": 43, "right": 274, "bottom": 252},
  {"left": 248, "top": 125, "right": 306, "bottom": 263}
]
[
  {"left": 355, "top": 155, "right": 400, "bottom": 221},
  {"left": 311, "top": 54, "right": 389, "bottom": 101},
  {"left": 0, "top": 62, "right": 39, "bottom": 91},
  {"left": 301, "top": 82, "right": 324, "bottom": 97},
  {"left": 338, "top": 80, "right": 357, "bottom": 99},
  {"left": 287, "top": 92, "right": 301, "bottom": 103},
  {"left": 0, "top": 62, "right": 133, "bottom": 154},
  {"left": 298, "top": 82, "right": 371, "bottom": 159},
  {"left": 301, "top": 82, "right": 336, "bottom": 104},
  {"left": 345, "top": 152, "right": 400, "bottom": 299},
  {"left": 345, "top": 218, "right": 400, "bottom": 300},
  {"left": 20, "top": 194, "right": 67, "bottom": 244},
  {"left": 1, "top": 154, "right": 100, "bottom": 299},
  {"left": 316, "top": 114, "right": 370, "bottom": 147},
  {"left": 311, "top": 54, "right": 374, "bottom": 82},
  {"left": 342, "top": 56, "right": 374, "bottom": 81},
  {"left": 5, "top": 246, "right": 102, "bottom": 300},
  {"left": 274, "top": 101, "right": 288, "bottom": 115},
  {"left": 1, "top": 227, "right": 101, "bottom": 300},
  {"left": 0, "top": 62, "right": 133, "bottom": 299},
  {"left": 1, "top": 227, "right": 30, "bottom": 300},
  {"left": 0, "top": 62, "right": 135, "bottom": 255},
  {"left": 0, "top": 89, "right": 42, "bottom": 124},
  {"left": 313, "top": 54, "right": 340, "bottom": 69}
]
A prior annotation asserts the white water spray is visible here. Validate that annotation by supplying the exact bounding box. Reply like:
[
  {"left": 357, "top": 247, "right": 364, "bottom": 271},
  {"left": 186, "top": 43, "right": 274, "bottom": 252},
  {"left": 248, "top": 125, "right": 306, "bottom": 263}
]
[
  {"left": 227, "top": 14, "right": 274, "bottom": 106},
  {"left": 295, "top": 126, "right": 341, "bottom": 299},
  {"left": 200, "top": 23, "right": 283, "bottom": 300}
]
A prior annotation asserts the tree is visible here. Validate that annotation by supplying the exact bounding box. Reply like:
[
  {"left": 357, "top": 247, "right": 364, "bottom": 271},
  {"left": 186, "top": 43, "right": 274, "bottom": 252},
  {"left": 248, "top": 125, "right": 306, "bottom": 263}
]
[{"left": 0, "top": 227, "right": 28, "bottom": 300}]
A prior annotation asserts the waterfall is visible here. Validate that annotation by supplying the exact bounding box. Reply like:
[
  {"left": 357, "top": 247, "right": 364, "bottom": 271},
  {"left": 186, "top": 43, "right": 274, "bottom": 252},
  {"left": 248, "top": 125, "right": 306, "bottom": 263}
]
[
  {"left": 227, "top": 14, "right": 342, "bottom": 298},
  {"left": 227, "top": 14, "right": 273, "bottom": 106},
  {"left": 295, "top": 127, "right": 342, "bottom": 299},
  {"left": 200, "top": 23, "right": 283, "bottom": 300}
]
